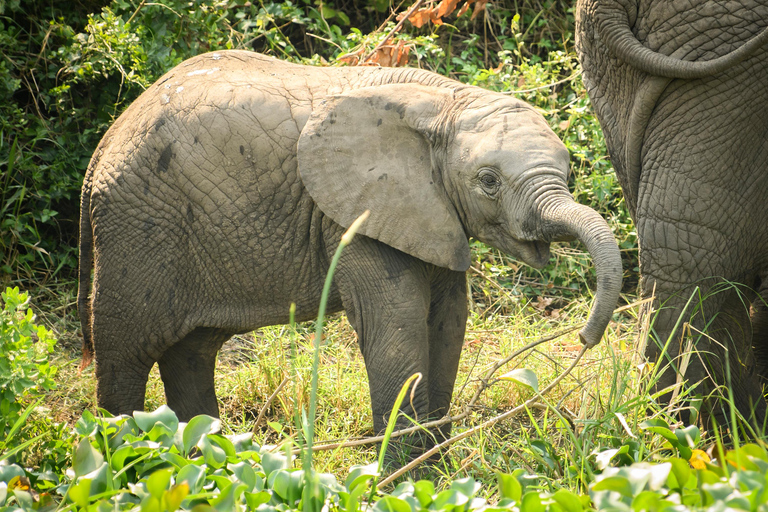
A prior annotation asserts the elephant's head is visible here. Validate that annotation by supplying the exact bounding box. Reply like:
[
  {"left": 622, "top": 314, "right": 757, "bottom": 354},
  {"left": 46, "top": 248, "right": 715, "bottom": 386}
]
[{"left": 297, "top": 84, "right": 622, "bottom": 346}]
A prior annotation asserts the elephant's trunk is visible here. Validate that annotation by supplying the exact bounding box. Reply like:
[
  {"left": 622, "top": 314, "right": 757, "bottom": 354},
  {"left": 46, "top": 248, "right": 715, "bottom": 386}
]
[
  {"left": 538, "top": 195, "right": 623, "bottom": 347},
  {"left": 596, "top": 5, "right": 768, "bottom": 79}
]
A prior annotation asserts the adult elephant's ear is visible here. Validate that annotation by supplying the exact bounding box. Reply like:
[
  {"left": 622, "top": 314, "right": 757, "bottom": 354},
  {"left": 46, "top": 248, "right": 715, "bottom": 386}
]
[{"left": 298, "top": 84, "right": 471, "bottom": 272}]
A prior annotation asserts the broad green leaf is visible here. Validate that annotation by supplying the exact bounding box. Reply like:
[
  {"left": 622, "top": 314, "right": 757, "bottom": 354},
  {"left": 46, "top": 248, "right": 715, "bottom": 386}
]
[
  {"left": 183, "top": 415, "right": 221, "bottom": 455},
  {"left": 553, "top": 489, "right": 582, "bottom": 512},
  {"left": 83, "top": 462, "right": 110, "bottom": 495},
  {"left": 0, "top": 464, "right": 25, "bottom": 483},
  {"left": 632, "top": 490, "right": 661, "bottom": 511},
  {"left": 211, "top": 481, "right": 247, "bottom": 512},
  {"left": 261, "top": 450, "right": 289, "bottom": 477},
  {"left": 207, "top": 434, "right": 237, "bottom": 458},
  {"left": 12, "top": 489, "right": 33, "bottom": 510},
  {"left": 413, "top": 480, "right": 435, "bottom": 507},
  {"left": 198, "top": 435, "right": 226, "bottom": 469},
  {"left": 499, "top": 368, "right": 539, "bottom": 393},
  {"left": 345, "top": 462, "right": 378, "bottom": 492},
  {"left": 177, "top": 464, "right": 206, "bottom": 494},
  {"left": 74, "top": 439, "right": 104, "bottom": 477},
  {"left": 433, "top": 488, "right": 469, "bottom": 509},
  {"left": 373, "top": 495, "right": 412, "bottom": 512},
  {"left": 245, "top": 490, "right": 271, "bottom": 509},
  {"left": 497, "top": 473, "right": 522, "bottom": 502},
  {"left": 668, "top": 458, "right": 692, "bottom": 489},
  {"left": 229, "top": 461, "right": 257, "bottom": 491},
  {"left": 520, "top": 490, "right": 544, "bottom": 512},
  {"left": 160, "top": 451, "right": 189, "bottom": 469},
  {"left": 674, "top": 425, "right": 700, "bottom": 448},
  {"left": 270, "top": 469, "right": 303, "bottom": 504},
  {"left": 450, "top": 477, "right": 480, "bottom": 498},
  {"left": 163, "top": 482, "right": 189, "bottom": 511},
  {"left": 592, "top": 476, "right": 632, "bottom": 497},
  {"left": 146, "top": 468, "right": 173, "bottom": 499},
  {"left": 68, "top": 478, "right": 92, "bottom": 509},
  {"left": 134, "top": 405, "right": 179, "bottom": 434},
  {"left": 110, "top": 445, "right": 138, "bottom": 472}
]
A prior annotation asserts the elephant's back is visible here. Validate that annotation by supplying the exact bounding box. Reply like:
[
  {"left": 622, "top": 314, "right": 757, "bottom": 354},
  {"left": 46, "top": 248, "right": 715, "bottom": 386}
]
[{"left": 85, "top": 51, "right": 346, "bottom": 329}]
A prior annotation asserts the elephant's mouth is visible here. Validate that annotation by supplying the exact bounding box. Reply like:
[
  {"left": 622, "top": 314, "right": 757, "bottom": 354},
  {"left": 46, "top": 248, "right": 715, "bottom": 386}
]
[{"left": 502, "top": 238, "right": 551, "bottom": 269}]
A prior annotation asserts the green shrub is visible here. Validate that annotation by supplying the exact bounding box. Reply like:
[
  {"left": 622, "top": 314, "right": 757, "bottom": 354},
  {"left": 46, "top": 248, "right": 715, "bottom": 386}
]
[{"left": 0, "top": 287, "right": 57, "bottom": 433}]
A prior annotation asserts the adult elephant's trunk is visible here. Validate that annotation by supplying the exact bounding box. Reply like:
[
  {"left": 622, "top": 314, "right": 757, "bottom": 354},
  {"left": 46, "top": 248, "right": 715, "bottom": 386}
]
[
  {"left": 595, "top": 4, "right": 768, "bottom": 79},
  {"left": 539, "top": 196, "right": 623, "bottom": 347}
]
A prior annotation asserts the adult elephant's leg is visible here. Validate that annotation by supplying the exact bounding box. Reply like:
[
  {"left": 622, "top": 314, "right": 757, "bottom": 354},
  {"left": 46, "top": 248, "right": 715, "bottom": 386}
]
[
  {"left": 332, "top": 236, "right": 433, "bottom": 449},
  {"left": 91, "top": 289, "right": 157, "bottom": 416},
  {"left": 157, "top": 327, "right": 231, "bottom": 421},
  {"left": 751, "top": 276, "right": 768, "bottom": 384},
  {"left": 426, "top": 268, "right": 468, "bottom": 442},
  {"left": 641, "top": 269, "right": 765, "bottom": 427}
]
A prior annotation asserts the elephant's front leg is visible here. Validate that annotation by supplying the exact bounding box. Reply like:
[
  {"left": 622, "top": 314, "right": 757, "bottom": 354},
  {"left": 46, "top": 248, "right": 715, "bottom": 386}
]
[
  {"left": 427, "top": 268, "right": 468, "bottom": 442},
  {"left": 332, "top": 236, "right": 437, "bottom": 448}
]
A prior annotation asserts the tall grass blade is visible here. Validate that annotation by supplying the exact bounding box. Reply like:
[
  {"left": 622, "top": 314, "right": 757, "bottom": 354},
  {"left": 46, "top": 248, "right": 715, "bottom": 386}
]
[{"left": 302, "top": 211, "right": 369, "bottom": 512}]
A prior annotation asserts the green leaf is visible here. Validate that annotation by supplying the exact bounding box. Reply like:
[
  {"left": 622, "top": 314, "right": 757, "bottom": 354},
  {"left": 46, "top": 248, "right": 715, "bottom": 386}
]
[
  {"left": 67, "top": 478, "right": 92, "bottom": 509},
  {"left": 134, "top": 405, "right": 179, "bottom": 434},
  {"left": 269, "top": 469, "right": 303, "bottom": 505},
  {"left": 520, "top": 490, "right": 544, "bottom": 512},
  {"left": 592, "top": 476, "right": 632, "bottom": 497},
  {"left": 413, "top": 480, "right": 435, "bottom": 507},
  {"left": 674, "top": 425, "right": 700, "bottom": 448},
  {"left": 229, "top": 461, "right": 257, "bottom": 491},
  {"left": 245, "top": 490, "right": 271, "bottom": 509},
  {"left": 211, "top": 481, "right": 247, "bottom": 512},
  {"left": 497, "top": 472, "right": 522, "bottom": 502},
  {"left": 207, "top": 434, "right": 237, "bottom": 458},
  {"left": 73, "top": 438, "right": 104, "bottom": 477},
  {"left": 163, "top": 482, "right": 189, "bottom": 511},
  {"left": 433, "top": 489, "right": 469, "bottom": 509},
  {"left": 146, "top": 468, "right": 173, "bottom": 499},
  {"left": 345, "top": 462, "right": 378, "bottom": 493},
  {"left": 499, "top": 368, "right": 539, "bottom": 393},
  {"left": 668, "top": 458, "right": 691, "bottom": 490},
  {"left": 450, "top": 477, "right": 480, "bottom": 498},
  {"left": 261, "top": 450, "right": 289, "bottom": 477},
  {"left": 553, "top": 489, "right": 582, "bottom": 512},
  {"left": 198, "top": 435, "right": 227, "bottom": 469},
  {"left": 373, "top": 495, "right": 413, "bottom": 512},
  {"left": 183, "top": 415, "right": 220, "bottom": 455},
  {"left": 177, "top": 464, "right": 206, "bottom": 494}
]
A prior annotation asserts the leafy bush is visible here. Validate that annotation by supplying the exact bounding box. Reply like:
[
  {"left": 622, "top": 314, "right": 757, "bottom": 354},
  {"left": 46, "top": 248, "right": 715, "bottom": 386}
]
[{"left": 0, "top": 287, "right": 57, "bottom": 434}]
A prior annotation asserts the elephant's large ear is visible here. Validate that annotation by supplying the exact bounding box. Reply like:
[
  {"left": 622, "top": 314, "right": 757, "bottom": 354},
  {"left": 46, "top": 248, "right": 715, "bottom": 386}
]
[{"left": 298, "top": 84, "right": 470, "bottom": 272}]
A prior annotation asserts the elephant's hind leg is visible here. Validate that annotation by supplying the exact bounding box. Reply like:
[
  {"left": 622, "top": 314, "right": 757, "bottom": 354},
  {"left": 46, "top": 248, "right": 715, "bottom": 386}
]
[
  {"left": 91, "top": 302, "right": 156, "bottom": 416},
  {"left": 157, "top": 327, "right": 231, "bottom": 421}
]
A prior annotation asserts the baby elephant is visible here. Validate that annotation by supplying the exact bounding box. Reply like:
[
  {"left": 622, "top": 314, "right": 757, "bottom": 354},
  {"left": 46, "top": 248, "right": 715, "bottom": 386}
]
[{"left": 78, "top": 51, "right": 621, "bottom": 447}]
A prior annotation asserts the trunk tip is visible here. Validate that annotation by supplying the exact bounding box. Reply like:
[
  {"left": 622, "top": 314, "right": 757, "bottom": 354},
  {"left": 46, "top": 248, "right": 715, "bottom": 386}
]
[{"left": 578, "top": 327, "right": 602, "bottom": 348}]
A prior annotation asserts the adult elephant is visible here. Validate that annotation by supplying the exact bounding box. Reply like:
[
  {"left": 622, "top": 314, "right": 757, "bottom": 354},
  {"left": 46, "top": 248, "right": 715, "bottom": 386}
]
[
  {"left": 78, "top": 51, "right": 622, "bottom": 450},
  {"left": 575, "top": 0, "right": 768, "bottom": 424}
]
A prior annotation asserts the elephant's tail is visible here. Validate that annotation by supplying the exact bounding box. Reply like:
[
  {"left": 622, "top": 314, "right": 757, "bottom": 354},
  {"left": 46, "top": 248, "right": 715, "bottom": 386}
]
[
  {"left": 594, "top": 5, "right": 768, "bottom": 79},
  {"left": 78, "top": 168, "right": 95, "bottom": 370}
]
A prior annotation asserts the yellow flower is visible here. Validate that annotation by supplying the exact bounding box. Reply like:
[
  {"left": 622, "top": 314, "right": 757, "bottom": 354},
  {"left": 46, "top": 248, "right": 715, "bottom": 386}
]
[{"left": 690, "top": 449, "right": 710, "bottom": 469}]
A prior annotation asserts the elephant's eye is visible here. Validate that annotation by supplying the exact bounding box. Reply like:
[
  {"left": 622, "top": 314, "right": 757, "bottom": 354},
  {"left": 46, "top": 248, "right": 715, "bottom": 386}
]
[{"left": 477, "top": 168, "right": 501, "bottom": 195}]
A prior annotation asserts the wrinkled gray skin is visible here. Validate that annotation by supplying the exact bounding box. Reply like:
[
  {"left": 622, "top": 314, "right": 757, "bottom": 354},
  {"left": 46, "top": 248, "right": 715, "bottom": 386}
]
[
  {"left": 78, "top": 51, "right": 621, "bottom": 446},
  {"left": 576, "top": 0, "right": 768, "bottom": 424}
]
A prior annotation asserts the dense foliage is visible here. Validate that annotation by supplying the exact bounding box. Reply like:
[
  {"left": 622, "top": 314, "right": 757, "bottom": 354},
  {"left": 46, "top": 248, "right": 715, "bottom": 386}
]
[{"left": 0, "top": 0, "right": 635, "bottom": 292}]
